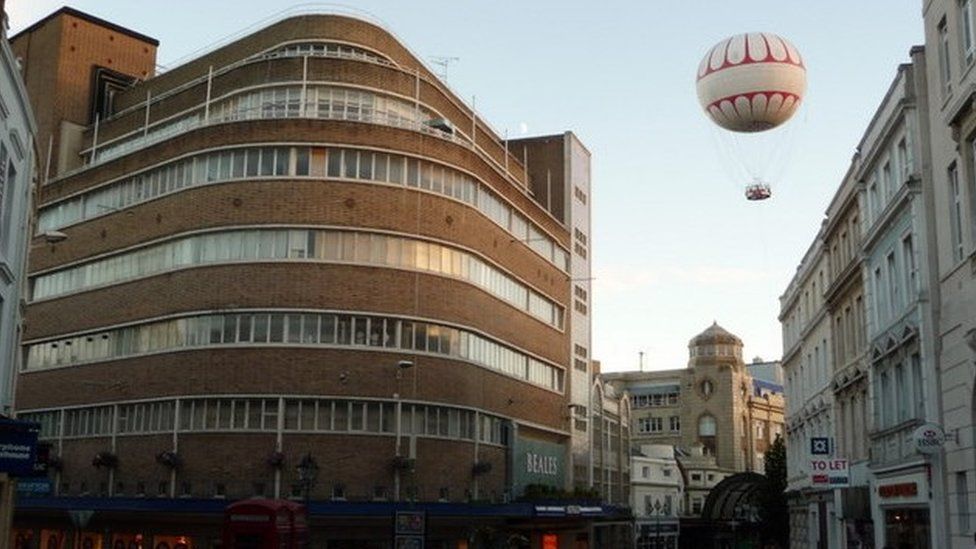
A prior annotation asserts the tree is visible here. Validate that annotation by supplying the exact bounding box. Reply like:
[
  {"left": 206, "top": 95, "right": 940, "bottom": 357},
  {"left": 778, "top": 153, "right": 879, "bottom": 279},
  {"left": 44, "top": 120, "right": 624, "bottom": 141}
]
[{"left": 760, "top": 434, "right": 789, "bottom": 547}]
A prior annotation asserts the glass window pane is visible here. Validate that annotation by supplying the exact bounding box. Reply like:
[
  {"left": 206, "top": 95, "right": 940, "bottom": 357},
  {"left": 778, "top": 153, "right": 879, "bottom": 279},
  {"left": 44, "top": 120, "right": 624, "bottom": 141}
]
[{"left": 269, "top": 314, "right": 285, "bottom": 343}]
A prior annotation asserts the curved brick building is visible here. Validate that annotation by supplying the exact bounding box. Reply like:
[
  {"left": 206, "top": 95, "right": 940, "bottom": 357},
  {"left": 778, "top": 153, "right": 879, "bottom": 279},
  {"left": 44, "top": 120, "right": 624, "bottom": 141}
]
[{"left": 10, "top": 7, "right": 628, "bottom": 548}]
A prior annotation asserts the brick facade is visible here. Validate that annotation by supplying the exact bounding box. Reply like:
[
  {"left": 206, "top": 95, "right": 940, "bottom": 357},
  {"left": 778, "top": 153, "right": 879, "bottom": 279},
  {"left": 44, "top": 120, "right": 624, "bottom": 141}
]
[{"left": 13, "top": 11, "right": 579, "bottom": 507}]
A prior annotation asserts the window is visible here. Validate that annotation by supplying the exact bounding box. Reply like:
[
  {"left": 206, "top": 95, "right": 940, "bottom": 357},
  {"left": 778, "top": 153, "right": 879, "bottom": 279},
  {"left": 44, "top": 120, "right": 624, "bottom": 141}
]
[
  {"left": 642, "top": 466, "right": 650, "bottom": 478},
  {"left": 0, "top": 144, "right": 7, "bottom": 242},
  {"left": 912, "top": 353, "right": 924, "bottom": 419},
  {"left": 965, "top": 0, "right": 976, "bottom": 63},
  {"left": 895, "top": 363, "right": 908, "bottom": 422},
  {"left": 950, "top": 164, "right": 965, "bottom": 262},
  {"left": 574, "top": 186, "right": 587, "bottom": 204},
  {"left": 638, "top": 417, "right": 663, "bottom": 433},
  {"left": 940, "top": 18, "right": 953, "bottom": 95},
  {"left": 700, "top": 379, "right": 714, "bottom": 397},
  {"left": 882, "top": 162, "right": 893, "bottom": 200},
  {"left": 958, "top": 472, "right": 971, "bottom": 533},
  {"left": 699, "top": 415, "right": 716, "bottom": 436},
  {"left": 886, "top": 252, "right": 899, "bottom": 310},
  {"left": 669, "top": 416, "right": 680, "bottom": 432},
  {"left": 880, "top": 371, "right": 892, "bottom": 428},
  {"left": 868, "top": 181, "right": 879, "bottom": 220},
  {"left": 897, "top": 138, "right": 910, "bottom": 180},
  {"left": 874, "top": 267, "right": 885, "bottom": 324},
  {"left": 903, "top": 234, "right": 916, "bottom": 298}
]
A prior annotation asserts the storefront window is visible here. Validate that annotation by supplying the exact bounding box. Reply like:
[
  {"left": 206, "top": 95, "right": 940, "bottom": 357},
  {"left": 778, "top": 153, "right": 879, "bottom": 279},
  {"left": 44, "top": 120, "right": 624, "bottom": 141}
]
[{"left": 884, "top": 508, "right": 929, "bottom": 549}]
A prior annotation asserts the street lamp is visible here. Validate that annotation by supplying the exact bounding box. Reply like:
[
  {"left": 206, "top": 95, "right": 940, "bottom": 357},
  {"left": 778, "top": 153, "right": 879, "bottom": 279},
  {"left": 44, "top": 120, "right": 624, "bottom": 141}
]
[
  {"left": 652, "top": 498, "right": 663, "bottom": 549},
  {"left": 394, "top": 360, "right": 415, "bottom": 501},
  {"left": 296, "top": 453, "right": 319, "bottom": 506}
]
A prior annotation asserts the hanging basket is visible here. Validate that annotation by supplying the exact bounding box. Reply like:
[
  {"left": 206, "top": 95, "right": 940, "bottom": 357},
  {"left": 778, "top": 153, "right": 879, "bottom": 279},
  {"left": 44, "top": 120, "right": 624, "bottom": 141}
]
[
  {"left": 92, "top": 451, "right": 118, "bottom": 469},
  {"left": 472, "top": 461, "right": 492, "bottom": 476},
  {"left": 156, "top": 450, "right": 183, "bottom": 470},
  {"left": 266, "top": 451, "right": 286, "bottom": 468}
]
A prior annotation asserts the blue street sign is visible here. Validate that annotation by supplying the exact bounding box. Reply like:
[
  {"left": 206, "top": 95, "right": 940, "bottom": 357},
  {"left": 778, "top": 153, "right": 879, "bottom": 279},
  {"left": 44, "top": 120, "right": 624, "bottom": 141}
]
[{"left": 0, "top": 419, "right": 39, "bottom": 477}]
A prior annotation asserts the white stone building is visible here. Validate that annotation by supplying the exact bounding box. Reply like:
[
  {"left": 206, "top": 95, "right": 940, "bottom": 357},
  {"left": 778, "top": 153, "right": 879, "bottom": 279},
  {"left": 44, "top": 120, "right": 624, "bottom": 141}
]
[
  {"left": 922, "top": 1, "right": 976, "bottom": 546},
  {"left": 631, "top": 444, "right": 683, "bottom": 549},
  {"left": 780, "top": 236, "right": 837, "bottom": 549},
  {"left": 858, "top": 50, "right": 944, "bottom": 549},
  {"left": 0, "top": 0, "right": 37, "bottom": 542}
]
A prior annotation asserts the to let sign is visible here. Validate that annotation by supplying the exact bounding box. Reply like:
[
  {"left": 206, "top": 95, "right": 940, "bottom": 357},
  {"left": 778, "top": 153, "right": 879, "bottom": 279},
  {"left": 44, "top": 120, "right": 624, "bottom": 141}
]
[{"left": 810, "top": 458, "right": 849, "bottom": 487}]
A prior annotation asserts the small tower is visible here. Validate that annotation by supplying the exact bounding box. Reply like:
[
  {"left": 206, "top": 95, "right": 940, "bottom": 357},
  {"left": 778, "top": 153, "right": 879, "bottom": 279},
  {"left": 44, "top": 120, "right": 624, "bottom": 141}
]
[
  {"left": 688, "top": 321, "right": 744, "bottom": 371},
  {"left": 687, "top": 322, "right": 750, "bottom": 470}
]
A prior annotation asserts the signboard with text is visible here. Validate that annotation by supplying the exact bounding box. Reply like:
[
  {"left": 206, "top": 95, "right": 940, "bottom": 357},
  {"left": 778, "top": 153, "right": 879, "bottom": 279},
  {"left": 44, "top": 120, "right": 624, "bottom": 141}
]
[
  {"left": 0, "top": 419, "right": 39, "bottom": 477},
  {"left": 394, "top": 511, "right": 425, "bottom": 549},
  {"left": 511, "top": 436, "right": 566, "bottom": 496},
  {"left": 810, "top": 458, "right": 849, "bottom": 487}
]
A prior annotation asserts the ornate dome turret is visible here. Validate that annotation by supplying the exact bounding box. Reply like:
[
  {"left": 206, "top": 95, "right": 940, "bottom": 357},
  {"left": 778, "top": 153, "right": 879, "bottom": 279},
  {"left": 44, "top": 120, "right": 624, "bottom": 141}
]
[{"left": 688, "top": 321, "right": 743, "bottom": 365}]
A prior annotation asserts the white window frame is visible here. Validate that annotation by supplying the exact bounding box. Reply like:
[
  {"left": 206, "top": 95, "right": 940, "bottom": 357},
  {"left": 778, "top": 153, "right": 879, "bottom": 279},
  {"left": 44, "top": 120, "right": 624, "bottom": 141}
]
[
  {"left": 964, "top": 0, "right": 976, "bottom": 64},
  {"left": 950, "top": 164, "right": 965, "bottom": 262},
  {"left": 940, "top": 18, "right": 953, "bottom": 95}
]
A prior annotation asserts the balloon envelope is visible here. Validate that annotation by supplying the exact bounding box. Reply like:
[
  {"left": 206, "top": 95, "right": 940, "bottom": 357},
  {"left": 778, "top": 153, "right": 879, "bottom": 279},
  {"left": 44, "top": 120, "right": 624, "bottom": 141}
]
[{"left": 696, "top": 33, "right": 806, "bottom": 133}]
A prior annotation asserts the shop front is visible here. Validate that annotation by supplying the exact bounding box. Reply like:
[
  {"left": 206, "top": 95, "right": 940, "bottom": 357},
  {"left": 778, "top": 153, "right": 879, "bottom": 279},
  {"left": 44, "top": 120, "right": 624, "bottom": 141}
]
[
  {"left": 635, "top": 519, "right": 678, "bottom": 548},
  {"left": 872, "top": 468, "right": 931, "bottom": 549}
]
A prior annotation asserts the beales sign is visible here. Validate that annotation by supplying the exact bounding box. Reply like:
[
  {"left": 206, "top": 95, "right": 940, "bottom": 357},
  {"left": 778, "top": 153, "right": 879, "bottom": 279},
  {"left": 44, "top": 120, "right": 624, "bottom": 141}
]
[
  {"left": 526, "top": 452, "right": 559, "bottom": 476},
  {"left": 809, "top": 458, "right": 849, "bottom": 488},
  {"left": 512, "top": 436, "right": 565, "bottom": 496}
]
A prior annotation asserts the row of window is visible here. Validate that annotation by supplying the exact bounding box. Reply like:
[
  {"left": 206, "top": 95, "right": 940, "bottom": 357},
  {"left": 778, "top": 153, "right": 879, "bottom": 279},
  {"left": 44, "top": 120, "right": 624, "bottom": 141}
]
[
  {"left": 869, "top": 231, "right": 918, "bottom": 331},
  {"left": 22, "top": 396, "right": 509, "bottom": 446},
  {"left": 255, "top": 41, "right": 393, "bottom": 66},
  {"left": 25, "top": 310, "right": 564, "bottom": 391},
  {"left": 689, "top": 344, "right": 742, "bottom": 359},
  {"left": 865, "top": 134, "right": 911, "bottom": 226},
  {"left": 636, "top": 416, "right": 680, "bottom": 434},
  {"left": 39, "top": 144, "right": 569, "bottom": 271},
  {"left": 92, "top": 82, "right": 453, "bottom": 165},
  {"left": 630, "top": 392, "right": 679, "bottom": 408},
  {"left": 31, "top": 227, "right": 564, "bottom": 329},
  {"left": 208, "top": 86, "right": 425, "bottom": 132},
  {"left": 874, "top": 352, "right": 924, "bottom": 430}
]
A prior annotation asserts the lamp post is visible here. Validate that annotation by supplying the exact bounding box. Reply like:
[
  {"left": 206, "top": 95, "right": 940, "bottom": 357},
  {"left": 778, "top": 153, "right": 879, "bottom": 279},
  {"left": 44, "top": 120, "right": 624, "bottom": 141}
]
[
  {"left": 652, "top": 498, "right": 662, "bottom": 549},
  {"left": 296, "top": 453, "right": 318, "bottom": 506},
  {"left": 394, "top": 360, "right": 415, "bottom": 501}
]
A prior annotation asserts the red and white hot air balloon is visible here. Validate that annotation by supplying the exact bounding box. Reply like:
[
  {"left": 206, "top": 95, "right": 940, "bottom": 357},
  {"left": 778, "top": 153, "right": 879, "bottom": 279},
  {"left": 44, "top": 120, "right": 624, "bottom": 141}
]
[{"left": 696, "top": 32, "right": 807, "bottom": 200}]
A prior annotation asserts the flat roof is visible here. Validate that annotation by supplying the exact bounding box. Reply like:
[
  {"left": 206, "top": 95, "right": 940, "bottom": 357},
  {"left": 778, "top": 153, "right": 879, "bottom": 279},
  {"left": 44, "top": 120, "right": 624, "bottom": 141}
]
[{"left": 11, "top": 6, "right": 159, "bottom": 46}]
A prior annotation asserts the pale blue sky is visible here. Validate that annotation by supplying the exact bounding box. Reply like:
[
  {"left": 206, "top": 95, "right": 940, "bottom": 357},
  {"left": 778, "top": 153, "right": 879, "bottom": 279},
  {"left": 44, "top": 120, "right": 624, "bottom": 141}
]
[{"left": 10, "top": 1, "right": 924, "bottom": 372}]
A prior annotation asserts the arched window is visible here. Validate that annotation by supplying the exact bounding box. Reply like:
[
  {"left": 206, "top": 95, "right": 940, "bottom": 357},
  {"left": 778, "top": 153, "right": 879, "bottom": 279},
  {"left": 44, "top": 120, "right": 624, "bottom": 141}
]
[
  {"left": 699, "top": 414, "right": 717, "bottom": 456},
  {"left": 699, "top": 415, "right": 716, "bottom": 436}
]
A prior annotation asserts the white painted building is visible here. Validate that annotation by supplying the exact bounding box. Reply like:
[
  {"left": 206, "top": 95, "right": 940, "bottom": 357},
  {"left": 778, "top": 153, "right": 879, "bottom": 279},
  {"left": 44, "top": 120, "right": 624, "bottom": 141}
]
[
  {"left": 822, "top": 154, "right": 872, "bottom": 548},
  {"left": 631, "top": 444, "right": 683, "bottom": 549},
  {"left": 0, "top": 1, "right": 36, "bottom": 419},
  {"left": 0, "top": 1, "right": 38, "bottom": 542},
  {"left": 781, "top": 47, "right": 948, "bottom": 548},
  {"left": 858, "top": 50, "right": 944, "bottom": 549},
  {"left": 780, "top": 235, "right": 838, "bottom": 549},
  {"left": 921, "top": 1, "right": 976, "bottom": 547}
]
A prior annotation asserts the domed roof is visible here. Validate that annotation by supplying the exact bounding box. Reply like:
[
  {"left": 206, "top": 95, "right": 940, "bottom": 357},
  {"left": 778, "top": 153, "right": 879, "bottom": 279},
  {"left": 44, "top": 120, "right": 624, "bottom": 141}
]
[{"left": 689, "top": 321, "right": 743, "bottom": 348}]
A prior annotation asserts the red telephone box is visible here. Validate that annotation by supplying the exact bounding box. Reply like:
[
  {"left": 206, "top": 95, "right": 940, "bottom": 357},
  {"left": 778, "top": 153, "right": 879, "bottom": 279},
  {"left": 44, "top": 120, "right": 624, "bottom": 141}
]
[{"left": 222, "top": 499, "right": 308, "bottom": 549}]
